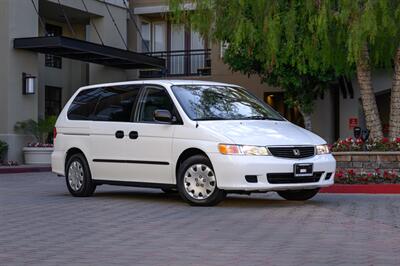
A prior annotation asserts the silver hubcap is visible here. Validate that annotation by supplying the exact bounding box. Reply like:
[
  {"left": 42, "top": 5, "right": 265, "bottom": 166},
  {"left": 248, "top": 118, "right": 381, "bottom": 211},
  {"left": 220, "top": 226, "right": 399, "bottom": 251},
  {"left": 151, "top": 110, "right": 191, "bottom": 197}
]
[
  {"left": 184, "top": 164, "right": 216, "bottom": 200},
  {"left": 68, "top": 161, "right": 84, "bottom": 191}
]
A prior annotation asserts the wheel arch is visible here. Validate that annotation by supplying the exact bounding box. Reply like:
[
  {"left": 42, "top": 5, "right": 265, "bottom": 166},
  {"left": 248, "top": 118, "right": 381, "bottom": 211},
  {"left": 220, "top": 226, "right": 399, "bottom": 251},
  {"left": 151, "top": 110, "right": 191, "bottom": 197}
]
[
  {"left": 65, "top": 147, "right": 88, "bottom": 173},
  {"left": 175, "top": 148, "right": 211, "bottom": 181}
]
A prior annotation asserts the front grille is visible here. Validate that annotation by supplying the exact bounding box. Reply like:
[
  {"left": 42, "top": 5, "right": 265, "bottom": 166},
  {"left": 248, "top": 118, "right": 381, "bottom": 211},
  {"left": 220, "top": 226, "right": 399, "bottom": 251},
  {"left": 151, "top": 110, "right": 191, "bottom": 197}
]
[
  {"left": 268, "top": 146, "right": 315, "bottom": 159},
  {"left": 267, "top": 172, "right": 323, "bottom": 184}
]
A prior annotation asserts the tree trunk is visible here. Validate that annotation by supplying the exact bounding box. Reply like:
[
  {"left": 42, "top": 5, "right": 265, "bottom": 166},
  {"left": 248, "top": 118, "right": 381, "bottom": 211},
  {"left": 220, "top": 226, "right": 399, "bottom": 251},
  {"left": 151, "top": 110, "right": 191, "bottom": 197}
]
[
  {"left": 356, "top": 44, "right": 383, "bottom": 140},
  {"left": 303, "top": 113, "right": 312, "bottom": 131},
  {"left": 389, "top": 46, "right": 400, "bottom": 139},
  {"left": 298, "top": 107, "right": 313, "bottom": 131}
]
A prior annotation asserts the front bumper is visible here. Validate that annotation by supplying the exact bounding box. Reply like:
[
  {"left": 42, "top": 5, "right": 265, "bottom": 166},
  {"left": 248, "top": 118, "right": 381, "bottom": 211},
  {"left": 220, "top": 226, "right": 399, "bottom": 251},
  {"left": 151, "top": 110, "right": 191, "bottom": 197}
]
[{"left": 208, "top": 153, "right": 336, "bottom": 191}]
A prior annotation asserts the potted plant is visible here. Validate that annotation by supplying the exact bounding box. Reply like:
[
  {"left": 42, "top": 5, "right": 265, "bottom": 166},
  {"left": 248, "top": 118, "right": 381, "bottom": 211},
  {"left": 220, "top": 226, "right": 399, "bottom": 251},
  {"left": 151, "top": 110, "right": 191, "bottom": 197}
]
[
  {"left": 0, "top": 140, "right": 8, "bottom": 164},
  {"left": 14, "top": 116, "right": 57, "bottom": 165}
]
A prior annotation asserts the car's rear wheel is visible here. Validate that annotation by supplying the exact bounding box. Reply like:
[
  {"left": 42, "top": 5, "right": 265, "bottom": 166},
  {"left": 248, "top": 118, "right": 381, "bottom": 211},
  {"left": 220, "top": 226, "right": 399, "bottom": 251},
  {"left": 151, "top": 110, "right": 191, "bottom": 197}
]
[
  {"left": 277, "top": 188, "right": 320, "bottom": 201},
  {"left": 177, "top": 155, "right": 226, "bottom": 206},
  {"left": 66, "top": 153, "right": 96, "bottom": 197}
]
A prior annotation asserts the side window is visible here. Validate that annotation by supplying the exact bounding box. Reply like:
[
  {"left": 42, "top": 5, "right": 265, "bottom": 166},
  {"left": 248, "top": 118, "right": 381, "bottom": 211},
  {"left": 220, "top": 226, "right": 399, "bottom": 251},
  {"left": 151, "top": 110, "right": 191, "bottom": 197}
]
[
  {"left": 93, "top": 85, "right": 140, "bottom": 122},
  {"left": 67, "top": 88, "right": 100, "bottom": 120},
  {"left": 139, "top": 87, "right": 174, "bottom": 122}
]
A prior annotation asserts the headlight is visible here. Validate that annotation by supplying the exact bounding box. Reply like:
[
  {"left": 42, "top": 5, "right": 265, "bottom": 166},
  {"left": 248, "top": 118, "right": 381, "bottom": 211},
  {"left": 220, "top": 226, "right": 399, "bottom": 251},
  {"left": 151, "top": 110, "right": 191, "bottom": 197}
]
[
  {"left": 218, "top": 144, "right": 270, "bottom": 156},
  {"left": 316, "top": 144, "right": 330, "bottom": 155}
]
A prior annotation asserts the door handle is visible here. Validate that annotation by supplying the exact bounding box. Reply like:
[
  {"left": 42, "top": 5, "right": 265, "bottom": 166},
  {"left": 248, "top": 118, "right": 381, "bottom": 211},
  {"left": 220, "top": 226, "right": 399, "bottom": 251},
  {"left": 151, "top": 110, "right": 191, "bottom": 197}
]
[
  {"left": 115, "top": 130, "right": 124, "bottom": 139},
  {"left": 129, "top": 131, "right": 139, "bottom": 139}
]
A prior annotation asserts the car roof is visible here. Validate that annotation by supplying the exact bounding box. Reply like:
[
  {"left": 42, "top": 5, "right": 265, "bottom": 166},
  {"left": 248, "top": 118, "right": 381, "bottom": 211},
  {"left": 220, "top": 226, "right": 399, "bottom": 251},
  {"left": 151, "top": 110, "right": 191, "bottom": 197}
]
[{"left": 77, "top": 79, "right": 239, "bottom": 91}]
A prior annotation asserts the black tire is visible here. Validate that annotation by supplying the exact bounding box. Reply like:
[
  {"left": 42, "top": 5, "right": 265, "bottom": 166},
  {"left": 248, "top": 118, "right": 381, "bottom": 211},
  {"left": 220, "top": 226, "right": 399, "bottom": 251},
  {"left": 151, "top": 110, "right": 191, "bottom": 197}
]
[
  {"left": 177, "top": 155, "right": 226, "bottom": 206},
  {"left": 277, "top": 188, "right": 320, "bottom": 201},
  {"left": 65, "top": 153, "right": 96, "bottom": 197},
  {"left": 161, "top": 188, "right": 178, "bottom": 194}
]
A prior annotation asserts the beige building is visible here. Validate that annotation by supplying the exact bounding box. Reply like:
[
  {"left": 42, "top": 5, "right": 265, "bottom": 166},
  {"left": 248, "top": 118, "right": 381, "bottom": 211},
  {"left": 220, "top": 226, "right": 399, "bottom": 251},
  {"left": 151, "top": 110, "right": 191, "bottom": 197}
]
[{"left": 0, "top": 0, "right": 393, "bottom": 162}]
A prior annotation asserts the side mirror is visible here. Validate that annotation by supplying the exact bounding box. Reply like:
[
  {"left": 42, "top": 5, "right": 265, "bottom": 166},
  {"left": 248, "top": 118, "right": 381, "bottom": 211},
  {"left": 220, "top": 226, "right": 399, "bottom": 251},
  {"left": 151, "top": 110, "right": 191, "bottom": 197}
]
[{"left": 154, "top": 109, "right": 172, "bottom": 123}]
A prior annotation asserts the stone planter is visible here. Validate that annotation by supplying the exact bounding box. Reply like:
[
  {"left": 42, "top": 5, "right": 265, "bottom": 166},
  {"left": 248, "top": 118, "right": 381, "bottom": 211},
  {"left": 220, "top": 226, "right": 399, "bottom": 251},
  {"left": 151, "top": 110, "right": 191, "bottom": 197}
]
[
  {"left": 22, "top": 147, "right": 54, "bottom": 165},
  {"left": 333, "top": 151, "right": 400, "bottom": 173}
]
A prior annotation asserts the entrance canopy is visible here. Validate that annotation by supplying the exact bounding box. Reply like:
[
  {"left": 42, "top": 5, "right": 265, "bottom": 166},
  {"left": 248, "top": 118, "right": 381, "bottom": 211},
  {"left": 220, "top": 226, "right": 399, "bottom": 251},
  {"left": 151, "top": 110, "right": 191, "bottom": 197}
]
[{"left": 14, "top": 36, "right": 165, "bottom": 69}]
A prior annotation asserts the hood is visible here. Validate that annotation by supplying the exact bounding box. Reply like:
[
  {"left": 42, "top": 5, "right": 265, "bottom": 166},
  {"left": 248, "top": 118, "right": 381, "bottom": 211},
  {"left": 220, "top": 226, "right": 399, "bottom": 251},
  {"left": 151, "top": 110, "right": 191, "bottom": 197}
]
[{"left": 199, "top": 120, "right": 326, "bottom": 146}]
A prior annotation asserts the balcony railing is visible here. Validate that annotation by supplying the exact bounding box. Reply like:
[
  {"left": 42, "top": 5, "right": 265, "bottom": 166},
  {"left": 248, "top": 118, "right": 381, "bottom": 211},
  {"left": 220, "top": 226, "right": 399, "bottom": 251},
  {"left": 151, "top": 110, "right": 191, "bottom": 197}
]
[{"left": 139, "top": 49, "right": 211, "bottom": 78}]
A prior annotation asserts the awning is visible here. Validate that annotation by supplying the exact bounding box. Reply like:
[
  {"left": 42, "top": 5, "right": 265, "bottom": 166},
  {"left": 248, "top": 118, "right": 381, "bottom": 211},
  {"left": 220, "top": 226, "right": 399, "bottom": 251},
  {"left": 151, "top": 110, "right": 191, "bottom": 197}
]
[{"left": 14, "top": 36, "right": 165, "bottom": 69}]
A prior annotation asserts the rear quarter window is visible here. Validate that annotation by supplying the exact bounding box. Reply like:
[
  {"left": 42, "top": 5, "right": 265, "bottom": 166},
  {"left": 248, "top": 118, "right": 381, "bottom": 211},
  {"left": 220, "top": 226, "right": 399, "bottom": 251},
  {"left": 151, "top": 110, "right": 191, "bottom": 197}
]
[
  {"left": 67, "top": 85, "right": 140, "bottom": 122},
  {"left": 67, "top": 88, "right": 100, "bottom": 120}
]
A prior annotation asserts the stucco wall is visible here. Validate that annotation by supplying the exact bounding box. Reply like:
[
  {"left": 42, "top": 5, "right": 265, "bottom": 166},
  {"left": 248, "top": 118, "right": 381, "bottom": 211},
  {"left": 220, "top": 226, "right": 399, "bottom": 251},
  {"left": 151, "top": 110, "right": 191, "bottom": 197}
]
[{"left": 0, "top": 0, "right": 39, "bottom": 162}]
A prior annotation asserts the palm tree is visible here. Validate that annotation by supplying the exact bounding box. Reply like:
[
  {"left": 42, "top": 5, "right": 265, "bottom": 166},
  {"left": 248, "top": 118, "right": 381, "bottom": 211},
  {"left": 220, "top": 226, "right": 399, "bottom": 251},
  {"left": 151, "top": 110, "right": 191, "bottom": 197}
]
[
  {"left": 389, "top": 47, "right": 400, "bottom": 139},
  {"left": 356, "top": 44, "right": 383, "bottom": 139}
]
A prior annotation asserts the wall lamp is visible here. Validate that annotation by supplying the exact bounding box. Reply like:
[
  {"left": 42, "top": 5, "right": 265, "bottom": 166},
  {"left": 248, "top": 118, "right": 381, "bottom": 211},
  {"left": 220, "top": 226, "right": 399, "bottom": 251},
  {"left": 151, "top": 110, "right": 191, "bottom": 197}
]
[{"left": 22, "top": 72, "right": 36, "bottom": 95}]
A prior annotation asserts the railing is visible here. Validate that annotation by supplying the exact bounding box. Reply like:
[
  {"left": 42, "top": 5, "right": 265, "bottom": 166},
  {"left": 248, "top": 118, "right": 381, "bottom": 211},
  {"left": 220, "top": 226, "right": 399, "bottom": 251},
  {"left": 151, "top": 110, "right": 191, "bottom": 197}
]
[{"left": 139, "top": 49, "right": 211, "bottom": 78}]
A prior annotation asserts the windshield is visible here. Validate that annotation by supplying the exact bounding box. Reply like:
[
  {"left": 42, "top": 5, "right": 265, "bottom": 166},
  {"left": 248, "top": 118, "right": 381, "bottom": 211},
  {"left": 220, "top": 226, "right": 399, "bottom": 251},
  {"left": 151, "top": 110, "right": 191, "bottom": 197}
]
[{"left": 171, "top": 85, "right": 284, "bottom": 121}]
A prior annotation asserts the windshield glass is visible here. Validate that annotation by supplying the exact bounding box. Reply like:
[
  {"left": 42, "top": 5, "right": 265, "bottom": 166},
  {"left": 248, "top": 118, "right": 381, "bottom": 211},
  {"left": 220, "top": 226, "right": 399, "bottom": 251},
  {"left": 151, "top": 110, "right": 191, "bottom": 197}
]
[{"left": 171, "top": 85, "right": 284, "bottom": 121}]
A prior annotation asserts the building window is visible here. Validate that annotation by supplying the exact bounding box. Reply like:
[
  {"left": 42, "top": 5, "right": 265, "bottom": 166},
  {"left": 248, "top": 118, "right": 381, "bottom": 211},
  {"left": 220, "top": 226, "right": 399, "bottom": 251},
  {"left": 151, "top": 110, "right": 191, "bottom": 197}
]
[
  {"left": 152, "top": 22, "right": 166, "bottom": 52},
  {"left": 45, "top": 24, "right": 62, "bottom": 69},
  {"left": 45, "top": 86, "right": 62, "bottom": 117},
  {"left": 141, "top": 21, "right": 151, "bottom": 52}
]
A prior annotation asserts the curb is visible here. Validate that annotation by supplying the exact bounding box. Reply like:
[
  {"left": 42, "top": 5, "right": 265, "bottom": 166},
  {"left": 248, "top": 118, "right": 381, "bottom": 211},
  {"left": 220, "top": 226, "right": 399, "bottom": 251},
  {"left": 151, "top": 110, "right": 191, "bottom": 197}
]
[
  {"left": 0, "top": 166, "right": 51, "bottom": 174},
  {"left": 320, "top": 184, "right": 400, "bottom": 194}
]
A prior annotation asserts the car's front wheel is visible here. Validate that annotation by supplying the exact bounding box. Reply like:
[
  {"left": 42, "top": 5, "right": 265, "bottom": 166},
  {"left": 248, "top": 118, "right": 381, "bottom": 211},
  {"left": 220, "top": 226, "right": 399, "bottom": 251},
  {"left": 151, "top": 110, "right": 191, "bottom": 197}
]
[
  {"left": 177, "top": 155, "right": 226, "bottom": 206},
  {"left": 65, "top": 153, "right": 96, "bottom": 197},
  {"left": 277, "top": 188, "right": 320, "bottom": 201}
]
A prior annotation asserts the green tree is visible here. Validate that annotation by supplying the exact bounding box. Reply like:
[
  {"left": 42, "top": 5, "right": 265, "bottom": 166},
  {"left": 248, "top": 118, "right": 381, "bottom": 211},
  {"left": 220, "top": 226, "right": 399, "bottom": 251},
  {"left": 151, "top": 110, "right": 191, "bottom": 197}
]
[
  {"left": 169, "top": 0, "right": 345, "bottom": 131},
  {"left": 336, "top": 0, "right": 400, "bottom": 139},
  {"left": 170, "top": 0, "right": 400, "bottom": 139}
]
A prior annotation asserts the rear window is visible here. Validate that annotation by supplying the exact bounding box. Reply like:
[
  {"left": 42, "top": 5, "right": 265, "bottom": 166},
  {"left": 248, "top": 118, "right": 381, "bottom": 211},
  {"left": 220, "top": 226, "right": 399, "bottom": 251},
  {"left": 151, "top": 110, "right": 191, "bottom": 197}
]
[{"left": 67, "top": 85, "right": 140, "bottom": 122}]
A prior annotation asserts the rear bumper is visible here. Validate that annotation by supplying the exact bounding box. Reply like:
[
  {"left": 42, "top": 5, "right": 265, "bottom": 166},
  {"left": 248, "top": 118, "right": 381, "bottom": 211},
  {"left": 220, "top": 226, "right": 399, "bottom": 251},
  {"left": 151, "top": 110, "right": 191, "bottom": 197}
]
[
  {"left": 51, "top": 150, "right": 65, "bottom": 176},
  {"left": 208, "top": 153, "right": 336, "bottom": 191}
]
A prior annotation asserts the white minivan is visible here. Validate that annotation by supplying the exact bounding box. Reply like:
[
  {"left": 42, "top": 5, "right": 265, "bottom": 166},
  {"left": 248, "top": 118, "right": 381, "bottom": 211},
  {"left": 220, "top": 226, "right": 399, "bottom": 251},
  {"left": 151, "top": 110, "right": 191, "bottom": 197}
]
[{"left": 52, "top": 80, "right": 335, "bottom": 206}]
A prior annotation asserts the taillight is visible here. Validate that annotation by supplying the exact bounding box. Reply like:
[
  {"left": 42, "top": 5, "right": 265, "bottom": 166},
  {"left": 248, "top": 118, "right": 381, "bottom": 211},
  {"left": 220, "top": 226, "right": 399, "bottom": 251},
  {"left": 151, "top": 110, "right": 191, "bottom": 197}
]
[{"left": 53, "top": 127, "right": 57, "bottom": 139}]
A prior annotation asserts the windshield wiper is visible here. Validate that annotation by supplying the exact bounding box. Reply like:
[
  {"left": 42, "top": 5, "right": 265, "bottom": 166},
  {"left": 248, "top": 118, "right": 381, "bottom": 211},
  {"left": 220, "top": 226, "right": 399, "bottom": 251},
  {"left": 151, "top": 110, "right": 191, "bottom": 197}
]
[
  {"left": 243, "top": 115, "right": 282, "bottom": 121},
  {"left": 195, "top": 117, "right": 227, "bottom": 121}
]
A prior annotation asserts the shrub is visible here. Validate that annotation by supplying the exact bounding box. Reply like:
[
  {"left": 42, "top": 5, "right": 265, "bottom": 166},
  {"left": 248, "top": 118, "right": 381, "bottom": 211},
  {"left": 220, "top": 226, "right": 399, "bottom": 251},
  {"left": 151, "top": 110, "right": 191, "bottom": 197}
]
[
  {"left": 0, "top": 140, "right": 8, "bottom": 161},
  {"left": 14, "top": 116, "right": 57, "bottom": 145}
]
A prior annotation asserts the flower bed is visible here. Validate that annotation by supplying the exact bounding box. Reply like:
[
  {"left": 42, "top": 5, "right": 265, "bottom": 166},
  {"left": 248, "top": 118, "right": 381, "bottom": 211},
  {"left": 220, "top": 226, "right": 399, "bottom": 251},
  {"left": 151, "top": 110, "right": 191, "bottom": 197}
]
[
  {"left": 331, "top": 137, "right": 400, "bottom": 152},
  {"left": 333, "top": 150, "right": 400, "bottom": 184},
  {"left": 335, "top": 168, "right": 400, "bottom": 184}
]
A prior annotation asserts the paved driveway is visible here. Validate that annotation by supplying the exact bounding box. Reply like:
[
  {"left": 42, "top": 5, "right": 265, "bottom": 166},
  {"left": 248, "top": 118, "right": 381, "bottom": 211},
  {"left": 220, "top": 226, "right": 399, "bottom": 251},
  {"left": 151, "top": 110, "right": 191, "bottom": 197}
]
[{"left": 1, "top": 172, "right": 400, "bottom": 266}]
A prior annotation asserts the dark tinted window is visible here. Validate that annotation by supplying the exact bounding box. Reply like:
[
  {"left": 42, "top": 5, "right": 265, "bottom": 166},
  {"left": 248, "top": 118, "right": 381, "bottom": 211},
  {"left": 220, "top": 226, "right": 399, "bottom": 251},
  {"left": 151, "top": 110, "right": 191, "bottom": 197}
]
[
  {"left": 68, "top": 88, "right": 100, "bottom": 120},
  {"left": 94, "top": 86, "right": 140, "bottom": 122},
  {"left": 139, "top": 87, "right": 174, "bottom": 122}
]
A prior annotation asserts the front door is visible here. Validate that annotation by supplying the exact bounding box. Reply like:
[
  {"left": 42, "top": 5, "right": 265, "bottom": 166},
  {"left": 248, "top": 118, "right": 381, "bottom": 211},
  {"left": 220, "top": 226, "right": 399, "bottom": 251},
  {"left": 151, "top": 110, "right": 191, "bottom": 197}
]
[{"left": 125, "top": 86, "right": 176, "bottom": 184}]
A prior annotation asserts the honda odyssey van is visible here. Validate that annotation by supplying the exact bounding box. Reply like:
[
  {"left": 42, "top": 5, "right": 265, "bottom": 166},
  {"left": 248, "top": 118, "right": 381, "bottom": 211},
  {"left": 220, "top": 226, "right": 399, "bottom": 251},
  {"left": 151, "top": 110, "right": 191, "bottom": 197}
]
[{"left": 52, "top": 80, "right": 335, "bottom": 206}]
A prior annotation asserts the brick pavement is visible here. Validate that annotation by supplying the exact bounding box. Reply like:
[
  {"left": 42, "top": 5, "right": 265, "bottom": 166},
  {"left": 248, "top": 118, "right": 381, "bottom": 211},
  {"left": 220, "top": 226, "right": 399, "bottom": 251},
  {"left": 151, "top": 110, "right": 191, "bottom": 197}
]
[{"left": 1, "top": 172, "right": 400, "bottom": 266}]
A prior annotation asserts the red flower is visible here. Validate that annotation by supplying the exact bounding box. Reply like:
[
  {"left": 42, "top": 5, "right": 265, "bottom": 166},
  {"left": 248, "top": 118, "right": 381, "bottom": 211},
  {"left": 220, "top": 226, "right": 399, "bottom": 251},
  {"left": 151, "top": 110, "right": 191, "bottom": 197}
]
[
  {"left": 381, "top": 137, "right": 389, "bottom": 144},
  {"left": 347, "top": 169, "right": 356, "bottom": 176},
  {"left": 396, "top": 137, "right": 400, "bottom": 143},
  {"left": 367, "top": 173, "right": 372, "bottom": 177},
  {"left": 335, "top": 171, "right": 344, "bottom": 179},
  {"left": 383, "top": 171, "right": 389, "bottom": 178}
]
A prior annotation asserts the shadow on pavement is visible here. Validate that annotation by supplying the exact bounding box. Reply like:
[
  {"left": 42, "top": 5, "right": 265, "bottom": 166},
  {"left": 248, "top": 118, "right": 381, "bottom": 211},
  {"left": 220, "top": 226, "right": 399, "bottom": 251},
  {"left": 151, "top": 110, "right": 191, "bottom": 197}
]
[{"left": 71, "top": 188, "right": 327, "bottom": 208}]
